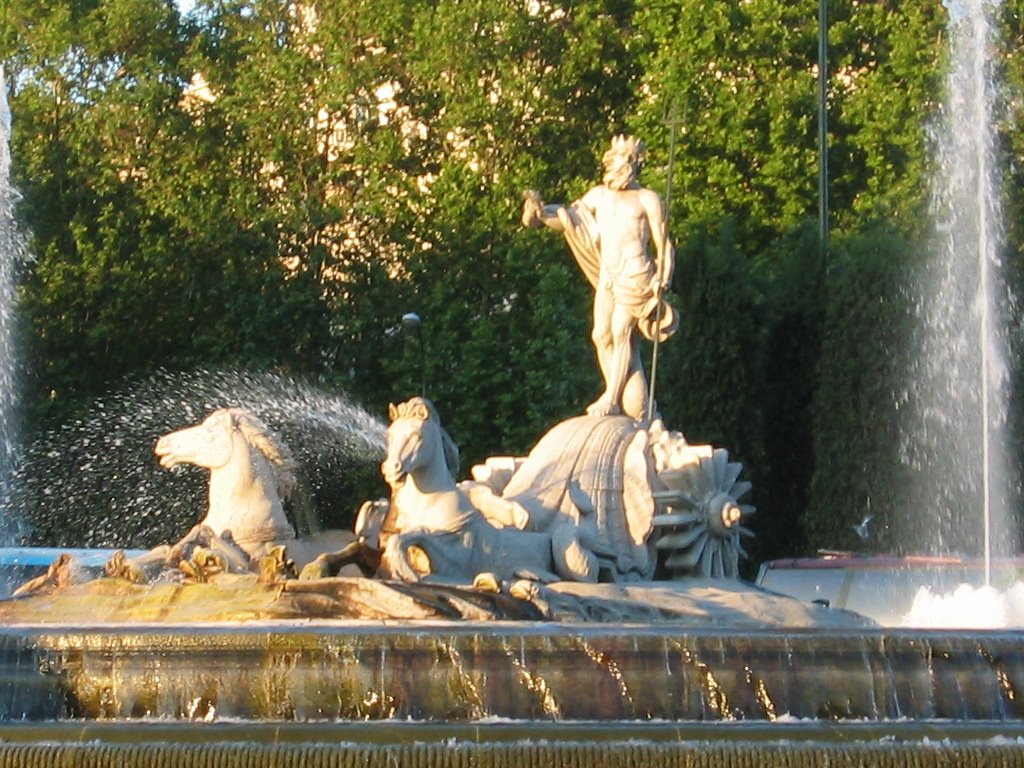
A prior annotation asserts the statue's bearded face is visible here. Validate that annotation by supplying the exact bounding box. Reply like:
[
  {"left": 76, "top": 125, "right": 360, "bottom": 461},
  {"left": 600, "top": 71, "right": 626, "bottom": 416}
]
[{"left": 601, "top": 135, "right": 644, "bottom": 190}]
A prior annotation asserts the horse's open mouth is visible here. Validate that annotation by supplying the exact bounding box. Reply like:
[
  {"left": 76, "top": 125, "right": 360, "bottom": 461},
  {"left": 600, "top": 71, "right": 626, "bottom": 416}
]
[
  {"left": 156, "top": 453, "right": 180, "bottom": 470},
  {"left": 154, "top": 438, "right": 180, "bottom": 470}
]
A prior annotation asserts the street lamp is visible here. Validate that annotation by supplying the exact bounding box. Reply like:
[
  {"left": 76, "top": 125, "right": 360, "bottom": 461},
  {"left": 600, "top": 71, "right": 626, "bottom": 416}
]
[
  {"left": 818, "top": 0, "right": 829, "bottom": 262},
  {"left": 401, "top": 312, "right": 427, "bottom": 398}
]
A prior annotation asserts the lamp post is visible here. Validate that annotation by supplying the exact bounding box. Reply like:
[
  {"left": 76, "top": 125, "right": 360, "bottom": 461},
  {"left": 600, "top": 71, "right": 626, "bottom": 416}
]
[
  {"left": 818, "top": 0, "right": 829, "bottom": 262},
  {"left": 401, "top": 312, "right": 427, "bottom": 398}
]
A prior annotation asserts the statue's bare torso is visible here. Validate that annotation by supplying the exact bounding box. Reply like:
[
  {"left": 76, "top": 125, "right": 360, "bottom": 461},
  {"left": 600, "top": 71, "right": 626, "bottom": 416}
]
[{"left": 580, "top": 184, "right": 661, "bottom": 291}]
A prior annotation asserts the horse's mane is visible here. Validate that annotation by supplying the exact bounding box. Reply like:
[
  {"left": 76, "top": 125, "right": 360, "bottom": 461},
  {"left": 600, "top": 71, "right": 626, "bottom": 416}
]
[
  {"left": 222, "top": 408, "right": 298, "bottom": 500},
  {"left": 391, "top": 397, "right": 460, "bottom": 478}
]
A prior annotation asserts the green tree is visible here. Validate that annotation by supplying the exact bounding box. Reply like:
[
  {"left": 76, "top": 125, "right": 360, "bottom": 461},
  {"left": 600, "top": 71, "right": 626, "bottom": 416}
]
[
  {"left": 6, "top": 0, "right": 198, "bottom": 423},
  {"left": 631, "top": 0, "right": 820, "bottom": 239},
  {"left": 363, "top": 0, "right": 640, "bottom": 466},
  {"left": 805, "top": 224, "right": 919, "bottom": 553},
  {"left": 657, "top": 219, "right": 761, "bottom": 456},
  {"left": 825, "top": 0, "right": 944, "bottom": 227},
  {"left": 751, "top": 222, "right": 825, "bottom": 561}
]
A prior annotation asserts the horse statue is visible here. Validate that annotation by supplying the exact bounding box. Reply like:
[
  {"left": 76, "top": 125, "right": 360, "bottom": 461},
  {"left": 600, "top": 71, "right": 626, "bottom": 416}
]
[
  {"left": 152, "top": 408, "right": 354, "bottom": 572},
  {"left": 376, "top": 397, "right": 599, "bottom": 584}
]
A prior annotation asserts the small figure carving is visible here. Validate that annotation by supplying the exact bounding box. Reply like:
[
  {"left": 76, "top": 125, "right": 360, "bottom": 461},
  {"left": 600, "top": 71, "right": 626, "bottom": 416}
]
[
  {"left": 103, "top": 549, "right": 148, "bottom": 584},
  {"left": 523, "top": 135, "right": 677, "bottom": 420},
  {"left": 257, "top": 545, "right": 297, "bottom": 584},
  {"left": 12, "top": 552, "right": 78, "bottom": 597},
  {"left": 179, "top": 548, "right": 228, "bottom": 584}
]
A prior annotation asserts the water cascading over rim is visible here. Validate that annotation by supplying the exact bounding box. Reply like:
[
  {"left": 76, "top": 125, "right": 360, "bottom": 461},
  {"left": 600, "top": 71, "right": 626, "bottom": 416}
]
[{"left": 2, "top": 625, "right": 1023, "bottom": 723}]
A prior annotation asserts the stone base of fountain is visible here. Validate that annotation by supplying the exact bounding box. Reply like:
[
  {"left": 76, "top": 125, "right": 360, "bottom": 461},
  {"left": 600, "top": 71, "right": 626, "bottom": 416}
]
[
  {"left": 0, "top": 574, "right": 874, "bottom": 626},
  {"left": 2, "top": 623, "right": 1024, "bottom": 767},
  {"left": 2, "top": 619, "right": 1022, "bottom": 723}
]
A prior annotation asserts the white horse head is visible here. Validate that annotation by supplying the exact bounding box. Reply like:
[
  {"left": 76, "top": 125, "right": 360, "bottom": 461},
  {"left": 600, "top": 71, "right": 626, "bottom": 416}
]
[
  {"left": 380, "top": 397, "right": 476, "bottom": 539},
  {"left": 381, "top": 398, "right": 459, "bottom": 489},
  {"left": 155, "top": 408, "right": 297, "bottom": 556}
]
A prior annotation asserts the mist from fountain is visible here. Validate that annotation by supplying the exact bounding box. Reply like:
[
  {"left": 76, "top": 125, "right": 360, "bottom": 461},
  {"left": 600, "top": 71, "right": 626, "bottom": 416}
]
[
  {"left": 900, "top": 0, "right": 1016, "bottom": 572},
  {"left": 0, "top": 67, "right": 29, "bottom": 548},
  {"left": 903, "top": 580, "right": 1024, "bottom": 628},
  {"left": 3, "top": 369, "right": 386, "bottom": 550}
]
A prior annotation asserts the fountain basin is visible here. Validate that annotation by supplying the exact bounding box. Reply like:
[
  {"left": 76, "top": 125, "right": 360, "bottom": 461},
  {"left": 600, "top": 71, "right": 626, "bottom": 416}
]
[
  {"left": 758, "top": 554, "right": 1024, "bottom": 625},
  {"left": 2, "top": 621, "right": 1022, "bottom": 723}
]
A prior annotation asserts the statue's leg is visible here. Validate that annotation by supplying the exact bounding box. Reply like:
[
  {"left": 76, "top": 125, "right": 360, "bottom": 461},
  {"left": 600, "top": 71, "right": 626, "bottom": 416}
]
[
  {"left": 588, "top": 300, "right": 635, "bottom": 417},
  {"left": 463, "top": 482, "right": 531, "bottom": 529},
  {"left": 12, "top": 553, "right": 77, "bottom": 597},
  {"left": 298, "top": 540, "right": 377, "bottom": 580},
  {"left": 550, "top": 522, "right": 599, "bottom": 583},
  {"left": 587, "top": 286, "right": 616, "bottom": 415},
  {"left": 380, "top": 532, "right": 433, "bottom": 582},
  {"left": 166, "top": 524, "right": 215, "bottom": 564},
  {"left": 130, "top": 544, "right": 173, "bottom": 570},
  {"left": 487, "top": 528, "right": 561, "bottom": 583}
]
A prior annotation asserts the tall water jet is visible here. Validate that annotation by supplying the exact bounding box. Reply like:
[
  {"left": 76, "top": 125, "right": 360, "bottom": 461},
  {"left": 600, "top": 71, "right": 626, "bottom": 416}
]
[
  {"left": 902, "top": 0, "right": 1015, "bottom": 576},
  {"left": 0, "top": 67, "right": 27, "bottom": 546}
]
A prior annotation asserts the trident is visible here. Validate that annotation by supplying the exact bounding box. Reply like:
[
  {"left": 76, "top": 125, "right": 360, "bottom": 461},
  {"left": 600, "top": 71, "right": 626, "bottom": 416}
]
[{"left": 645, "top": 103, "right": 682, "bottom": 425}]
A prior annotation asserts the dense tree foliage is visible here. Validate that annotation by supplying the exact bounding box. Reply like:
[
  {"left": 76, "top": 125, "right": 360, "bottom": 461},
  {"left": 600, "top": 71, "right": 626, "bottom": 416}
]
[
  {"left": 804, "top": 225, "right": 919, "bottom": 553},
  {"left": 3, "top": 0, "right": 1024, "bottom": 563}
]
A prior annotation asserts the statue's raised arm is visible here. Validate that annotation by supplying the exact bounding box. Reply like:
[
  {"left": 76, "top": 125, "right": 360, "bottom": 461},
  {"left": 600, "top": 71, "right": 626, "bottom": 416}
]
[
  {"left": 523, "top": 135, "right": 677, "bottom": 421},
  {"left": 522, "top": 189, "right": 602, "bottom": 290}
]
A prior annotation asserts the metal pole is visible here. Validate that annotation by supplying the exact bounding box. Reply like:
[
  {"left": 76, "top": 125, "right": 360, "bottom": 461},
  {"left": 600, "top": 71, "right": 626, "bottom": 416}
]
[
  {"left": 401, "top": 312, "right": 426, "bottom": 398},
  {"left": 647, "top": 107, "right": 681, "bottom": 425},
  {"left": 818, "top": 0, "right": 829, "bottom": 261}
]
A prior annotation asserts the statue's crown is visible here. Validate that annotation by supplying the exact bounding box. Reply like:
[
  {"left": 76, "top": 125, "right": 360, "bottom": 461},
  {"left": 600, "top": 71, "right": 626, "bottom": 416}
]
[{"left": 610, "top": 134, "right": 645, "bottom": 163}]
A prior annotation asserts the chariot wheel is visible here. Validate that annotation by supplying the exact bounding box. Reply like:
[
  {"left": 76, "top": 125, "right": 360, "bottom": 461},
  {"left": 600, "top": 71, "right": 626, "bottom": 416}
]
[{"left": 651, "top": 447, "right": 754, "bottom": 579}]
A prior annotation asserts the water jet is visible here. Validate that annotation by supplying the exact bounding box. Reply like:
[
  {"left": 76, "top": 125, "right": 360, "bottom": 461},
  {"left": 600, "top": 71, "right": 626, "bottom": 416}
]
[{"left": 903, "top": 0, "right": 1017, "bottom": 573}]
